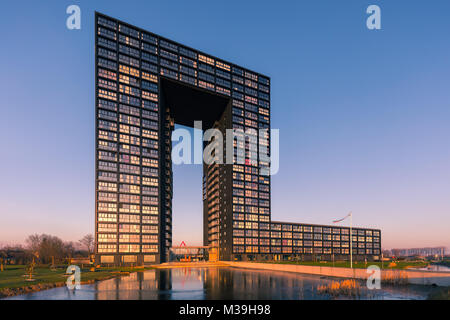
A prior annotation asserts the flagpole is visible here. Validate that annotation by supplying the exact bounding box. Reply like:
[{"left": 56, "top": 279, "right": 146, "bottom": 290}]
[
  {"left": 350, "top": 212, "right": 353, "bottom": 269},
  {"left": 333, "top": 212, "right": 353, "bottom": 270}
]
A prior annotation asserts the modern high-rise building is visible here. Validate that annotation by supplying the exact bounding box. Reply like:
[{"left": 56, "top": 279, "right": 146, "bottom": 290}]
[{"left": 94, "top": 12, "right": 381, "bottom": 265}]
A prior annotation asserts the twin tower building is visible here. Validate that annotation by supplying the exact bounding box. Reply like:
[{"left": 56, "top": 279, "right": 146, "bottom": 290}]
[{"left": 94, "top": 13, "right": 381, "bottom": 265}]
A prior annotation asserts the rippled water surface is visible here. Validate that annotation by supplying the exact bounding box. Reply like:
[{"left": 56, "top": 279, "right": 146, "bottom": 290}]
[{"left": 5, "top": 267, "right": 437, "bottom": 300}]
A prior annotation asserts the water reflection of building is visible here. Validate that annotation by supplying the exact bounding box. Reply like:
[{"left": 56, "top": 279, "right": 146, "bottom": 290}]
[
  {"left": 94, "top": 269, "right": 171, "bottom": 300},
  {"left": 203, "top": 268, "right": 311, "bottom": 300}
]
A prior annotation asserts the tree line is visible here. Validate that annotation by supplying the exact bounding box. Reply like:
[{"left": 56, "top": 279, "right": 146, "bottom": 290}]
[{"left": 0, "top": 234, "right": 94, "bottom": 265}]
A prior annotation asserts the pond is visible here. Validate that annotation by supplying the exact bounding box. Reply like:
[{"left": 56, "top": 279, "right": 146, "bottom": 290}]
[{"left": 4, "top": 267, "right": 438, "bottom": 300}]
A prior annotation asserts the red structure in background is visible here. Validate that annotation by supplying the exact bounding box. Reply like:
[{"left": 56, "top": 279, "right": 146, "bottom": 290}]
[
  {"left": 179, "top": 241, "right": 191, "bottom": 262},
  {"left": 170, "top": 242, "right": 211, "bottom": 262}
]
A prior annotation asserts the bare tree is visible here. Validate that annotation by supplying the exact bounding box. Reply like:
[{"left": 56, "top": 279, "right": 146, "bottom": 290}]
[
  {"left": 25, "top": 234, "right": 68, "bottom": 264},
  {"left": 25, "top": 234, "right": 42, "bottom": 258},
  {"left": 79, "top": 234, "right": 94, "bottom": 256},
  {"left": 39, "top": 235, "right": 66, "bottom": 263}
]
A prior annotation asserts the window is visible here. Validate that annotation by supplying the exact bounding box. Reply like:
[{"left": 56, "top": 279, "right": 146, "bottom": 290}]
[
  {"left": 160, "top": 40, "right": 178, "bottom": 52},
  {"left": 199, "top": 54, "right": 214, "bottom": 65},
  {"left": 98, "top": 17, "right": 116, "bottom": 30}
]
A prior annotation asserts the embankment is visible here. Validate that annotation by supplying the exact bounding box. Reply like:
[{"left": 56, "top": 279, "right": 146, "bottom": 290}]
[{"left": 223, "top": 262, "right": 450, "bottom": 286}]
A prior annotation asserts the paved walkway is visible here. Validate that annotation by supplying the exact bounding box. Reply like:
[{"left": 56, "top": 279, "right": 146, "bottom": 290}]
[
  {"left": 150, "top": 261, "right": 228, "bottom": 269},
  {"left": 222, "top": 261, "right": 450, "bottom": 286}
]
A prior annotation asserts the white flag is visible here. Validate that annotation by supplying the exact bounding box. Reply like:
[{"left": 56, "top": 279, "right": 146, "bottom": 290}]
[{"left": 333, "top": 212, "right": 352, "bottom": 224}]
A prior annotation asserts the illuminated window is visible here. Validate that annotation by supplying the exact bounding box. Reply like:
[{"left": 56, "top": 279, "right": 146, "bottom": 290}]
[{"left": 199, "top": 54, "right": 215, "bottom": 65}]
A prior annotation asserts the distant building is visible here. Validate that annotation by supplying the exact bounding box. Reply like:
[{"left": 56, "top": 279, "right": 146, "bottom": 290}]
[
  {"left": 382, "top": 249, "right": 392, "bottom": 258},
  {"left": 391, "top": 247, "right": 445, "bottom": 258}
]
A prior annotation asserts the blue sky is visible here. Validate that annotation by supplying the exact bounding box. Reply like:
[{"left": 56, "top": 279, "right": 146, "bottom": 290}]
[{"left": 0, "top": 0, "right": 449, "bottom": 250}]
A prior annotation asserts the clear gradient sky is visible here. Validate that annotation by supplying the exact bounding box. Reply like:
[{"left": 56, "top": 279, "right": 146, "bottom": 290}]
[{"left": 0, "top": 1, "right": 449, "bottom": 250}]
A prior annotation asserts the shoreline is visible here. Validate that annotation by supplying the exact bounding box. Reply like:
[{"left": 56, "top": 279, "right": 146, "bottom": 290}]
[
  {"left": 222, "top": 261, "right": 450, "bottom": 286},
  {"left": 0, "top": 274, "right": 126, "bottom": 299},
  {"left": 0, "top": 268, "right": 147, "bottom": 299},
  {"left": 0, "top": 262, "right": 230, "bottom": 298},
  {"left": 2, "top": 262, "right": 449, "bottom": 299}
]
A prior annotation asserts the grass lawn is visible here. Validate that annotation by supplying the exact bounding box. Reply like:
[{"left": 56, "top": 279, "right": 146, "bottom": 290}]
[
  {"left": 0, "top": 264, "right": 154, "bottom": 291},
  {"left": 255, "top": 260, "right": 429, "bottom": 270}
]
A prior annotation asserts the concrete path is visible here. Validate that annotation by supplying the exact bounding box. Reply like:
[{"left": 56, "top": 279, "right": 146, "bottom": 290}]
[
  {"left": 222, "top": 261, "right": 450, "bottom": 286},
  {"left": 150, "top": 261, "right": 229, "bottom": 269}
]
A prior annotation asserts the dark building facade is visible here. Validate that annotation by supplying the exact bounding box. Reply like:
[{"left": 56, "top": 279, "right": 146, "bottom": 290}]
[{"left": 94, "top": 12, "right": 381, "bottom": 265}]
